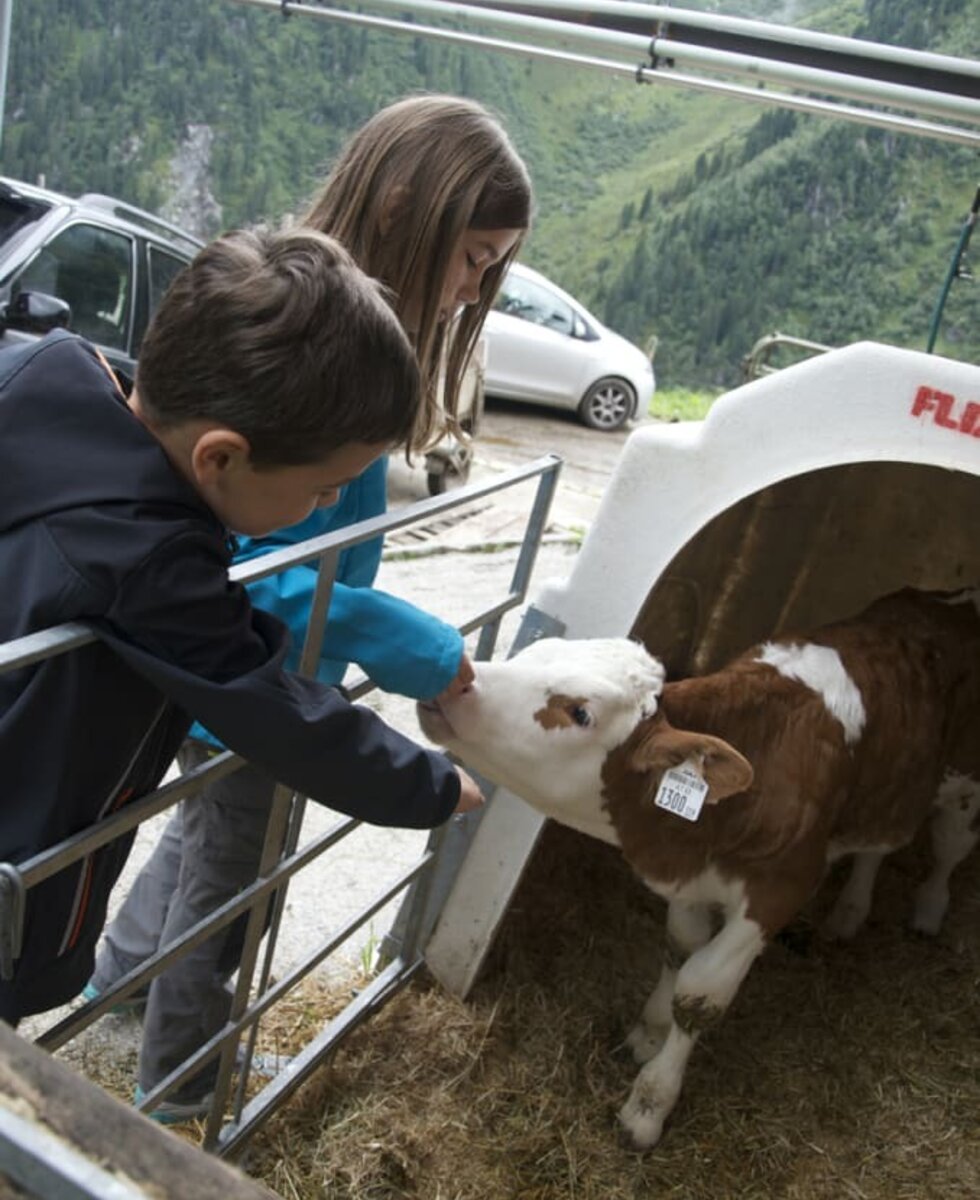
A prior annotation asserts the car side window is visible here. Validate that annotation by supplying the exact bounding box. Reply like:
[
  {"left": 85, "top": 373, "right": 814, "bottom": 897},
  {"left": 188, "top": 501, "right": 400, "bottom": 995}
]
[
  {"left": 127, "top": 243, "right": 188, "bottom": 356},
  {"left": 147, "top": 245, "right": 186, "bottom": 315},
  {"left": 13, "top": 222, "right": 133, "bottom": 352},
  {"left": 495, "top": 274, "right": 576, "bottom": 338}
]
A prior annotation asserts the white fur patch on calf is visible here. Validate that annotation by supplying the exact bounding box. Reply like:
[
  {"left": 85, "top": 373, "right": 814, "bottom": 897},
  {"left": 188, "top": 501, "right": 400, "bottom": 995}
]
[
  {"left": 912, "top": 769, "right": 980, "bottom": 934},
  {"left": 755, "top": 641, "right": 866, "bottom": 745}
]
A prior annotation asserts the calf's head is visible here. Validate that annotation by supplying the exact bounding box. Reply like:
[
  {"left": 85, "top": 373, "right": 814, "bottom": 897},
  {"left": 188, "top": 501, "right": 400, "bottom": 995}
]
[
  {"left": 418, "top": 637, "right": 753, "bottom": 840},
  {"left": 418, "top": 638, "right": 666, "bottom": 833}
]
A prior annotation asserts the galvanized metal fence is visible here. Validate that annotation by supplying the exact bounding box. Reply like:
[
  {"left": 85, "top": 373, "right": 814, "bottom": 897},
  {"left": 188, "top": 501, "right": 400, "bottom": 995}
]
[{"left": 0, "top": 453, "right": 561, "bottom": 1177}]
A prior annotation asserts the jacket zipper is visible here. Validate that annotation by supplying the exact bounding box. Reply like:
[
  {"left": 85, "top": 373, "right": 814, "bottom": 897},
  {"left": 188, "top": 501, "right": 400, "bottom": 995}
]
[{"left": 57, "top": 702, "right": 168, "bottom": 957}]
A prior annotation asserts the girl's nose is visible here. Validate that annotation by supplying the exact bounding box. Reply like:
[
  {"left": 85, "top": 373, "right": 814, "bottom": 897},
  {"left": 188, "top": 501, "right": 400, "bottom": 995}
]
[{"left": 457, "top": 277, "right": 482, "bottom": 307}]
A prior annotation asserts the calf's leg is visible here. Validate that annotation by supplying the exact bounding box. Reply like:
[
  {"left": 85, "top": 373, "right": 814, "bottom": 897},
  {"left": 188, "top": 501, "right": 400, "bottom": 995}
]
[
  {"left": 822, "top": 849, "right": 887, "bottom": 940},
  {"left": 913, "top": 772, "right": 980, "bottom": 935},
  {"left": 619, "top": 910, "right": 765, "bottom": 1149},
  {"left": 626, "top": 898, "right": 713, "bottom": 1064}
]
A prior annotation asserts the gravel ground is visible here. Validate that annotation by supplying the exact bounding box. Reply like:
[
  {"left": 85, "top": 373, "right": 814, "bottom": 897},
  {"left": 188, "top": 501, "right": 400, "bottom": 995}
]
[{"left": 22, "top": 401, "right": 638, "bottom": 1047}]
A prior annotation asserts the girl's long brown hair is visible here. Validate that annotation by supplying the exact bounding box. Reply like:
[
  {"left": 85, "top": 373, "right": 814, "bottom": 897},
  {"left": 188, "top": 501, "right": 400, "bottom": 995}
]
[{"left": 302, "top": 94, "right": 533, "bottom": 452}]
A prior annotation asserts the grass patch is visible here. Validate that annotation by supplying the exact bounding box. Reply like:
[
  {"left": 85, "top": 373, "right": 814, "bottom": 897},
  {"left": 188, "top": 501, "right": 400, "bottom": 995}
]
[{"left": 649, "top": 386, "right": 720, "bottom": 422}]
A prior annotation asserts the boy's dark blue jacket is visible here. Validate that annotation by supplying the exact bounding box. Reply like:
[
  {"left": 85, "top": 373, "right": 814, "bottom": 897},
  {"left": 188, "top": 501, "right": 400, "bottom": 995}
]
[{"left": 0, "top": 331, "right": 460, "bottom": 1020}]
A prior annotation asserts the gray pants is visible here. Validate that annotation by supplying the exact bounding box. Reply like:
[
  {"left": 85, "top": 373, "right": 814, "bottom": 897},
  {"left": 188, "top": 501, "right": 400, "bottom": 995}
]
[{"left": 90, "top": 742, "right": 277, "bottom": 1100}]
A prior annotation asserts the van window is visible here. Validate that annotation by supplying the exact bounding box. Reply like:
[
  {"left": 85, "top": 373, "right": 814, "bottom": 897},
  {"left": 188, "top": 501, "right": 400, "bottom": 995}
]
[
  {"left": 14, "top": 222, "right": 133, "bottom": 352},
  {"left": 147, "top": 245, "right": 186, "bottom": 315}
]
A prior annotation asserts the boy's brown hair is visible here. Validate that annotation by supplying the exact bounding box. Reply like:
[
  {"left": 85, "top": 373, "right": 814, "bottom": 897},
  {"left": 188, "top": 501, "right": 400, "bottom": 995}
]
[{"left": 135, "top": 227, "right": 420, "bottom": 467}]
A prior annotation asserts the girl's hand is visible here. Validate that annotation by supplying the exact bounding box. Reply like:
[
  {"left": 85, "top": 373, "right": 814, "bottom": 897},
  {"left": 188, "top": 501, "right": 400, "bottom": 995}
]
[
  {"left": 435, "top": 652, "right": 475, "bottom": 703},
  {"left": 453, "top": 766, "right": 485, "bottom": 814}
]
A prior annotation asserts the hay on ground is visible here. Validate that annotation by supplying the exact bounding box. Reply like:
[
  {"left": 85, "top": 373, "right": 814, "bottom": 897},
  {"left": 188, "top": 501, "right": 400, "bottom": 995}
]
[{"left": 242, "top": 822, "right": 980, "bottom": 1200}]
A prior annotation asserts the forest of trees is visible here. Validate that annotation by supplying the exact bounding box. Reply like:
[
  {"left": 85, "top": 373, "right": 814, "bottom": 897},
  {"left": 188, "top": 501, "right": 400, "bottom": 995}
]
[
  {"left": 4, "top": 1, "right": 527, "bottom": 226},
  {"left": 4, "top": 0, "right": 977, "bottom": 388},
  {"left": 593, "top": 0, "right": 979, "bottom": 384},
  {"left": 599, "top": 114, "right": 978, "bottom": 385}
]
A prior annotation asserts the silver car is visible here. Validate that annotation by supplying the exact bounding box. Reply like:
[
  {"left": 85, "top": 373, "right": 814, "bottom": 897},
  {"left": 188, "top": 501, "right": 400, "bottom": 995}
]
[{"left": 483, "top": 261, "right": 655, "bottom": 431}]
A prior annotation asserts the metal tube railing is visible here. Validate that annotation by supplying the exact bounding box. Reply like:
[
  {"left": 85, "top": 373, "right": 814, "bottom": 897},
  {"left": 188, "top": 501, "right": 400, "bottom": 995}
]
[
  {"left": 226, "top": 0, "right": 980, "bottom": 148},
  {"left": 1, "top": 453, "right": 562, "bottom": 1163},
  {"left": 329, "top": 0, "right": 980, "bottom": 123},
  {"left": 37, "top": 813, "right": 358, "bottom": 1052},
  {"left": 0, "top": 454, "right": 562, "bottom": 681},
  {"left": 0, "top": 454, "right": 562, "bottom": 996},
  {"left": 452, "top": 0, "right": 980, "bottom": 93},
  {"left": 147, "top": 853, "right": 436, "bottom": 1134},
  {"left": 212, "top": 541, "right": 343, "bottom": 1144}
]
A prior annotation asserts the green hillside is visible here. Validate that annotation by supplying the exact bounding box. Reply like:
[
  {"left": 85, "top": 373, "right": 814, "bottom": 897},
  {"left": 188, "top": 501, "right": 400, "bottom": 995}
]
[
  {"left": 531, "top": 0, "right": 980, "bottom": 385},
  {"left": 4, "top": 0, "right": 977, "bottom": 387}
]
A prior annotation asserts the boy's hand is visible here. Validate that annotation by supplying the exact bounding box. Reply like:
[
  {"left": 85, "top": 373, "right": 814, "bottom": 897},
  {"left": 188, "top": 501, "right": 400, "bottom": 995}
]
[
  {"left": 453, "top": 765, "right": 485, "bottom": 814},
  {"left": 427, "top": 656, "right": 482, "bottom": 812},
  {"left": 435, "top": 653, "right": 475, "bottom": 704}
]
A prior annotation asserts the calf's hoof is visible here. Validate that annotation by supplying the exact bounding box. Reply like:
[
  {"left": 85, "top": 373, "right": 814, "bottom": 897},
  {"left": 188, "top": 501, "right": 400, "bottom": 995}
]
[
  {"left": 773, "top": 919, "right": 814, "bottom": 957},
  {"left": 820, "top": 904, "right": 867, "bottom": 942},
  {"left": 910, "top": 886, "right": 947, "bottom": 937},
  {"left": 618, "top": 1093, "right": 667, "bottom": 1150},
  {"left": 909, "top": 912, "right": 942, "bottom": 938}
]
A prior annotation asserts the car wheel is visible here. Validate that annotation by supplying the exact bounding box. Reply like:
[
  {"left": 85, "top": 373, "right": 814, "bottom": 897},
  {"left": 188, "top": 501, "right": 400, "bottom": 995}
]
[
  {"left": 577, "top": 377, "right": 635, "bottom": 431},
  {"left": 426, "top": 444, "right": 474, "bottom": 496}
]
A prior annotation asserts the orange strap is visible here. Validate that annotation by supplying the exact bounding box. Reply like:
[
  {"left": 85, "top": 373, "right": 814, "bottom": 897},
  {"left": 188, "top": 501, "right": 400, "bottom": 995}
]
[{"left": 93, "top": 346, "right": 126, "bottom": 400}]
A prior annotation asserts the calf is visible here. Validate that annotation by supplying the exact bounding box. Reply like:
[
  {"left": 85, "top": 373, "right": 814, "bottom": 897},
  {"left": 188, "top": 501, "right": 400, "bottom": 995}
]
[{"left": 418, "top": 588, "right": 980, "bottom": 1147}]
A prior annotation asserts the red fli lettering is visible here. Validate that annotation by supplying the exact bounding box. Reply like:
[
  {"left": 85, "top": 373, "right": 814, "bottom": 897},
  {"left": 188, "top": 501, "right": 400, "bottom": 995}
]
[
  {"left": 911, "top": 385, "right": 959, "bottom": 428},
  {"left": 933, "top": 390, "right": 959, "bottom": 429},
  {"left": 959, "top": 402, "right": 980, "bottom": 437},
  {"left": 911, "top": 385, "right": 937, "bottom": 418}
]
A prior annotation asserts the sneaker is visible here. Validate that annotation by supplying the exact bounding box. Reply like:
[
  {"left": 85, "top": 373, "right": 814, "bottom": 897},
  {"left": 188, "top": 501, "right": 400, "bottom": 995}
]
[
  {"left": 81, "top": 981, "right": 148, "bottom": 1016},
  {"left": 247, "top": 1049, "right": 291, "bottom": 1079},
  {"left": 134, "top": 1084, "right": 213, "bottom": 1125},
  {"left": 132, "top": 1050, "right": 291, "bottom": 1125}
]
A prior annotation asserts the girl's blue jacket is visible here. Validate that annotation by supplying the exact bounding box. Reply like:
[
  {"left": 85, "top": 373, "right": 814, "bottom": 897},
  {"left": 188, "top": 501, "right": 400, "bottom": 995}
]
[{"left": 189, "top": 459, "right": 463, "bottom": 748}]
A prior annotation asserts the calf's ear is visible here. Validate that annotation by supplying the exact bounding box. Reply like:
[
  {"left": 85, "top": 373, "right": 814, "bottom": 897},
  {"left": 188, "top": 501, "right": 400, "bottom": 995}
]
[{"left": 631, "top": 726, "right": 754, "bottom": 803}]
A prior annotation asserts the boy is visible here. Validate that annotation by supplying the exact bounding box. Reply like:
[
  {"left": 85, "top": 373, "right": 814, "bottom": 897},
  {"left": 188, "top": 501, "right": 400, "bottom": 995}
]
[{"left": 0, "top": 227, "right": 482, "bottom": 1024}]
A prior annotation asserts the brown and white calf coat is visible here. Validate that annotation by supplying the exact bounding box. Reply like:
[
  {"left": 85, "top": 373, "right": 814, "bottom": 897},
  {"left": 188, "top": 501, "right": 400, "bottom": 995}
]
[{"left": 418, "top": 588, "right": 980, "bottom": 1148}]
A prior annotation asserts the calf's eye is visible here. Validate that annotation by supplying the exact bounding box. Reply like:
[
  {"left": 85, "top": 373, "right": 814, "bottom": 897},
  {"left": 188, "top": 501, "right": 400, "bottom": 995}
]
[{"left": 571, "top": 706, "right": 592, "bottom": 727}]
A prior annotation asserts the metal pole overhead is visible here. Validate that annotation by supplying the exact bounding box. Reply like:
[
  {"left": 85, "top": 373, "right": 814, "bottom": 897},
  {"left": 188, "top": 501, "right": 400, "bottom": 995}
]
[
  {"left": 0, "top": 0, "right": 12, "bottom": 153},
  {"left": 452, "top": 0, "right": 980, "bottom": 97},
  {"left": 228, "top": 0, "right": 980, "bottom": 148}
]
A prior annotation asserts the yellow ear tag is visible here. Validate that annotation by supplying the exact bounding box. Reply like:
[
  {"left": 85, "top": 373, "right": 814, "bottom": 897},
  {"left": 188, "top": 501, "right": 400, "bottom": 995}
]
[{"left": 654, "top": 757, "right": 709, "bottom": 822}]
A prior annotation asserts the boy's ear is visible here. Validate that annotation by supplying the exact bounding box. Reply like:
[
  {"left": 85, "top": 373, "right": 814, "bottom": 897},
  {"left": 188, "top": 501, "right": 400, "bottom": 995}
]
[
  {"left": 378, "top": 185, "right": 411, "bottom": 237},
  {"left": 189, "top": 428, "right": 252, "bottom": 487}
]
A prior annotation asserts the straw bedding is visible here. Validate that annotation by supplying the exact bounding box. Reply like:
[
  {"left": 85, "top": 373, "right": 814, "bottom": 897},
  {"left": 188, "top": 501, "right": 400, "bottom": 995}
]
[{"left": 242, "top": 821, "right": 980, "bottom": 1199}]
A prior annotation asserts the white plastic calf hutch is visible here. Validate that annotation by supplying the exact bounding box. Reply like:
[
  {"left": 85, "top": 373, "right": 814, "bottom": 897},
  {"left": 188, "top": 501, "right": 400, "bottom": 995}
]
[{"left": 424, "top": 339, "right": 980, "bottom": 997}]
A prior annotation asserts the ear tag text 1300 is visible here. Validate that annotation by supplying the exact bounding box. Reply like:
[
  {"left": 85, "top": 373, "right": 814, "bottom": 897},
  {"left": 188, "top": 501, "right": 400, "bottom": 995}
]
[{"left": 654, "top": 760, "right": 708, "bottom": 822}]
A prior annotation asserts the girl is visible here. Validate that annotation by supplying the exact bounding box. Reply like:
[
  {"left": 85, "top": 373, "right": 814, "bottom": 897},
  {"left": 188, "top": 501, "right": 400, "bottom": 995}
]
[{"left": 87, "top": 94, "right": 533, "bottom": 1121}]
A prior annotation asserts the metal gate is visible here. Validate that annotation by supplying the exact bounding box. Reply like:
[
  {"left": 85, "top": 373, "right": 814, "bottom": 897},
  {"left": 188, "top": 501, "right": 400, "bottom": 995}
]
[{"left": 0, "top": 453, "right": 561, "bottom": 1173}]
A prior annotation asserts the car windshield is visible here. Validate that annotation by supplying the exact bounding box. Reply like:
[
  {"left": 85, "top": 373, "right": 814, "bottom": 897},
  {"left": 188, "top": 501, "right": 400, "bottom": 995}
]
[
  {"left": 0, "top": 186, "right": 51, "bottom": 255},
  {"left": 495, "top": 272, "right": 576, "bottom": 337}
]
